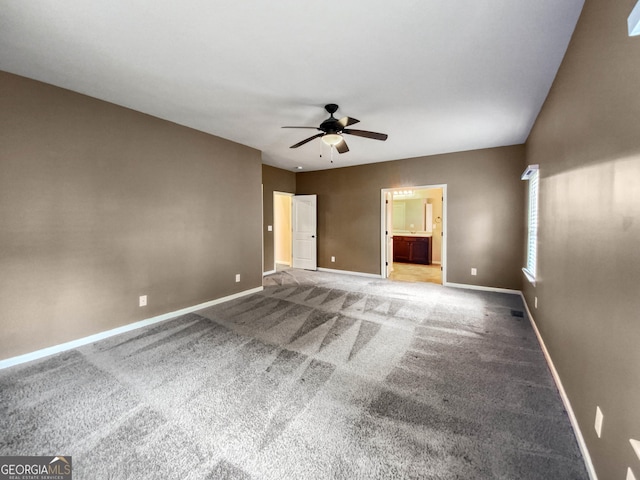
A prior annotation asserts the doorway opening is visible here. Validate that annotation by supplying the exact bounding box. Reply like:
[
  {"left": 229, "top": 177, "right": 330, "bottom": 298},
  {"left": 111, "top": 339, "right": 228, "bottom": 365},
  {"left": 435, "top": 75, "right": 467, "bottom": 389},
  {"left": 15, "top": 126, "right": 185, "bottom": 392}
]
[
  {"left": 273, "top": 192, "right": 293, "bottom": 272},
  {"left": 273, "top": 193, "right": 318, "bottom": 272},
  {"left": 381, "top": 185, "right": 447, "bottom": 285}
]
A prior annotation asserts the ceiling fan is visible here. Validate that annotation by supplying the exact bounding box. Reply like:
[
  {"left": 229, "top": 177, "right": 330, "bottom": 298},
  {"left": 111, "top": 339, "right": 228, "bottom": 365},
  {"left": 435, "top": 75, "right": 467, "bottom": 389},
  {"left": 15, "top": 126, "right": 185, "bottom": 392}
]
[{"left": 282, "top": 104, "right": 388, "bottom": 154}]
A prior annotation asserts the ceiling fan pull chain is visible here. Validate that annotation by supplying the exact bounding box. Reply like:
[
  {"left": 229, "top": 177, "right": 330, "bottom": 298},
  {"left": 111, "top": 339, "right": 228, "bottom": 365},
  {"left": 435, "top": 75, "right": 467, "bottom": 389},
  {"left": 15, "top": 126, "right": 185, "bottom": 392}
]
[{"left": 331, "top": 145, "right": 334, "bottom": 163}]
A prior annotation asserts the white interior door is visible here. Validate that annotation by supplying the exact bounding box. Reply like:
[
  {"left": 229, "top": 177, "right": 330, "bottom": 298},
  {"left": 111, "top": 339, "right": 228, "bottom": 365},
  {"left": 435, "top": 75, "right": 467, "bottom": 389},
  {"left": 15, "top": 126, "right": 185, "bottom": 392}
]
[
  {"left": 292, "top": 195, "right": 317, "bottom": 270},
  {"left": 386, "top": 192, "right": 394, "bottom": 277}
]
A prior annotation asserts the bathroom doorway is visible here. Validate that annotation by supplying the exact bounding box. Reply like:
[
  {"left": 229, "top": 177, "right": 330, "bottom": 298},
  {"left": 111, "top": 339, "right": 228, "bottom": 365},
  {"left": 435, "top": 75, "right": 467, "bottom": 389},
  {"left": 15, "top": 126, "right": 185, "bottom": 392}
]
[
  {"left": 273, "top": 191, "right": 293, "bottom": 271},
  {"left": 380, "top": 185, "right": 446, "bottom": 285}
]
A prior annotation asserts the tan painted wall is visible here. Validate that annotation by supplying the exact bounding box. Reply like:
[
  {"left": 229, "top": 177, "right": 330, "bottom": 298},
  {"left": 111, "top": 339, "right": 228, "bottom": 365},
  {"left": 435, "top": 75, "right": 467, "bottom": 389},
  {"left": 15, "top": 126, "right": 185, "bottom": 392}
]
[
  {"left": 0, "top": 71, "right": 263, "bottom": 360},
  {"left": 296, "top": 145, "right": 526, "bottom": 290},
  {"left": 261, "top": 164, "right": 295, "bottom": 272},
  {"left": 523, "top": 1, "right": 640, "bottom": 478}
]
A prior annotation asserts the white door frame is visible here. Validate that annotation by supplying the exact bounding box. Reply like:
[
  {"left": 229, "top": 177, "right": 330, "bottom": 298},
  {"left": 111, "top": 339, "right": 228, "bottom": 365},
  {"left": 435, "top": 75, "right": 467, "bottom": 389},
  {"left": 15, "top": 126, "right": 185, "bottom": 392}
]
[
  {"left": 385, "top": 191, "right": 394, "bottom": 277},
  {"left": 380, "top": 184, "right": 447, "bottom": 283}
]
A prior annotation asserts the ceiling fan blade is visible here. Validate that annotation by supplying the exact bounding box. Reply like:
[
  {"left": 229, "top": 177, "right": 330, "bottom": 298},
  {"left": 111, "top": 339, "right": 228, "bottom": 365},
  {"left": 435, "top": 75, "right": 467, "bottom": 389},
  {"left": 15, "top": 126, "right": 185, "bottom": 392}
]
[
  {"left": 290, "top": 133, "right": 324, "bottom": 148},
  {"left": 282, "top": 126, "right": 321, "bottom": 129},
  {"left": 338, "top": 116, "right": 360, "bottom": 128},
  {"left": 335, "top": 138, "right": 349, "bottom": 154},
  {"left": 343, "top": 129, "right": 388, "bottom": 141}
]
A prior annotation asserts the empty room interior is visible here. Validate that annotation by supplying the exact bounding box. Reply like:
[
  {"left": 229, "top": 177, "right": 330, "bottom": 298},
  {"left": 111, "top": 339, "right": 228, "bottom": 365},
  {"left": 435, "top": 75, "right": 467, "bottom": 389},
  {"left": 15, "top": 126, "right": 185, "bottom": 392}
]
[{"left": 1, "top": 1, "right": 639, "bottom": 479}]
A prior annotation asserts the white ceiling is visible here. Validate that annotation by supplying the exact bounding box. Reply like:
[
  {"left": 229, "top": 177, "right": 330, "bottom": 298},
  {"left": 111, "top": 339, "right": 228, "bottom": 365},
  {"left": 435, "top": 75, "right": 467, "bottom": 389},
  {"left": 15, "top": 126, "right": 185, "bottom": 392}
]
[{"left": 0, "top": 0, "right": 584, "bottom": 171}]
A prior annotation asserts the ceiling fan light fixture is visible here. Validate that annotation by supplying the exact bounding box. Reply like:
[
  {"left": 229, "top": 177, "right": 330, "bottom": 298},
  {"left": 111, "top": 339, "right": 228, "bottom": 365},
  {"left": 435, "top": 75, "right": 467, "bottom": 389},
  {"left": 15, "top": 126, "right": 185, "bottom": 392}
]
[{"left": 322, "top": 133, "right": 342, "bottom": 146}]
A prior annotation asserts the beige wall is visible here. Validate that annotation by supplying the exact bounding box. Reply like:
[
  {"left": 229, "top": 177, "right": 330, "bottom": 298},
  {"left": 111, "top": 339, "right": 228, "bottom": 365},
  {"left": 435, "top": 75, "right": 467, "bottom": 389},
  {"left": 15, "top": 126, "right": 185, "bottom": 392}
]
[
  {"left": 261, "top": 164, "right": 296, "bottom": 272},
  {"left": 0, "top": 71, "right": 263, "bottom": 360},
  {"left": 296, "top": 145, "right": 526, "bottom": 290},
  {"left": 274, "top": 193, "right": 292, "bottom": 264},
  {"left": 523, "top": 1, "right": 640, "bottom": 478}
]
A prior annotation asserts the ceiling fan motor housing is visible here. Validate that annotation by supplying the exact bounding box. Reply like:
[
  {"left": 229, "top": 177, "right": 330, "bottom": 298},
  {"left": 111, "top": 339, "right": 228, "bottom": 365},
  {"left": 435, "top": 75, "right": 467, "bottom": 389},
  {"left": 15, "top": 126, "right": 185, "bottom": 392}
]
[{"left": 320, "top": 119, "right": 340, "bottom": 134}]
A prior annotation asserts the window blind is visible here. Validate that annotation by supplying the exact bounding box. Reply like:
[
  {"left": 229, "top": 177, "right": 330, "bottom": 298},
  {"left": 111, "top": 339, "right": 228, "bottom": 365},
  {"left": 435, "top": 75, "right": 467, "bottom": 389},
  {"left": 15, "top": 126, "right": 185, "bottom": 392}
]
[{"left": 521, "top": 165, "right": 539, "bottom": 283}]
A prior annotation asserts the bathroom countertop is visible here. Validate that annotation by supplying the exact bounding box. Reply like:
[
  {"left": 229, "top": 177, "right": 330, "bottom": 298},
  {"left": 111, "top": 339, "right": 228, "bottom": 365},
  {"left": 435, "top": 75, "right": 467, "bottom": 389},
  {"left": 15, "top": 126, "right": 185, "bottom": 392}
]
[{"left": 392, "top": 232, "right": 433, "bottom": 237}]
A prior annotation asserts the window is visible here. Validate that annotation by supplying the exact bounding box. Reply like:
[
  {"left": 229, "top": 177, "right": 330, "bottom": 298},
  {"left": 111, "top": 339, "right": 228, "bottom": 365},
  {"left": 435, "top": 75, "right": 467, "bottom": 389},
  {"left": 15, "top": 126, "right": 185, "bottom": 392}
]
[{"left": 522, "top": 165, "right": 539, "bottom": 284}]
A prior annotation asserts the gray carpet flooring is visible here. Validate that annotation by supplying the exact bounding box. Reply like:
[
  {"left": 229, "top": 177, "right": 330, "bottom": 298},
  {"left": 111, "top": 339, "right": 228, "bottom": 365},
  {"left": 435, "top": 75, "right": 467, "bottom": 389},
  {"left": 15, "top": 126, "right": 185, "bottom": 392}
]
[{"left": 0, "top": 269, "right": 588, "bottom": 479}]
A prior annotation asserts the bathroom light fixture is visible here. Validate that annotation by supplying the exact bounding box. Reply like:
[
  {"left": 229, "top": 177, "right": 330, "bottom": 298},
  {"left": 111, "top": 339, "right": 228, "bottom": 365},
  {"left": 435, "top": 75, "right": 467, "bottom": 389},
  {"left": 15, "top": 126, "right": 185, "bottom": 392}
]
[{"left": 322, "top": 133, "right": 343, "bottom": 146}]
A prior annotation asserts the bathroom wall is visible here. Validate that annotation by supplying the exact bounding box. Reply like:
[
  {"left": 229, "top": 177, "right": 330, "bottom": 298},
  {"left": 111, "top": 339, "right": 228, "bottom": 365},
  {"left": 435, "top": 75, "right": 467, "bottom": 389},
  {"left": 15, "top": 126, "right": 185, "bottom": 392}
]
[{"left": 274, "top": 192, "right": 292, "bottom": 265}]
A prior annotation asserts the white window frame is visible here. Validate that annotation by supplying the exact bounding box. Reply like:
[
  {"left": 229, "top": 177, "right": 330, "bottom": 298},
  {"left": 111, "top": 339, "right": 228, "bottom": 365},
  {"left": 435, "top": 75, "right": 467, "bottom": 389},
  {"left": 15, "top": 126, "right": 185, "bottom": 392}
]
[{"left": 521, "top": 165, "right": 539, "bottom": 285}]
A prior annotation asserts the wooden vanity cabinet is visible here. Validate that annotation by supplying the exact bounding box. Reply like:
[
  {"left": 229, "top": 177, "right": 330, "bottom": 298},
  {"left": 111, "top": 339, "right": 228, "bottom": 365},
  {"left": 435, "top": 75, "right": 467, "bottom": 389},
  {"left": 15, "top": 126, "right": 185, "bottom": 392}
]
[
  {"left": 393, "top": 236, "right": 432, "bottom": 264},
  {"left": 393, "top": 237, "right": 411, "bottom": 262}
]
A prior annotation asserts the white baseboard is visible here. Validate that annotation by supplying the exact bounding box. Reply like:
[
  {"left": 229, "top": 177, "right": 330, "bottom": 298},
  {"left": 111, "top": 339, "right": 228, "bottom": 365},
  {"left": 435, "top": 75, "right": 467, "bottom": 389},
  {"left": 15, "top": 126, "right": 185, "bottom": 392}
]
[
  {"left": 520, "top": 294, "right": 598, "bottom": 480},
  {"left": 0, "top": 286, "right": 264, "bottom": 370},
  {"left": 317, "top": 270, "right": 522, "bottom": 292},
  {"left": 444, "top": 281, "right": 521, "bottom": 295},
  {"left": 263, "top": 269, "right": 276, "bottom": 276},
  {"left": 317, "top": 267, "right": 382, "bottom": 279}
]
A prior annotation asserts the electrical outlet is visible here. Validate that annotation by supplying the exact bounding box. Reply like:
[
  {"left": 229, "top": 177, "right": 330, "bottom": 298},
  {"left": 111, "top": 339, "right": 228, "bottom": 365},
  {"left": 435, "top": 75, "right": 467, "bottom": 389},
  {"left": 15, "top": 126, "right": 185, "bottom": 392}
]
[
  {"left": 595, "top": 406, "right": 604, "bottom": 438},
  {"left": 627, "top": 467, "right": 637, "bottom": 480},
  {"left": 235, "top": 274, "right": 241, "bottom": 283},
  {"left": 331, "top": 256, "right": 335, "bottom": 262},
  {"left": 471, "top": 268, "right": 477, "bottom": 276},
  {"left": 535, "top": 296, "right": 538, "bottom": 309},
  {"left": 139, "top": 295, "right": 147, "bottom": 307}
]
